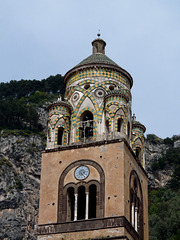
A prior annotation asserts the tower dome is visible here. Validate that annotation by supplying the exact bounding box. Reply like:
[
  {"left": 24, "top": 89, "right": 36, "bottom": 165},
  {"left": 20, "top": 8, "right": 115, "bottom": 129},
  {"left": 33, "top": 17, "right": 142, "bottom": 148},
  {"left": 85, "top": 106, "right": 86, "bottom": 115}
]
[
  {"left": 64, "top": 35, "right": 133, "bottom": 89},
  {"left": 46, "top": 36, "right": 145, "bottom": 160}
]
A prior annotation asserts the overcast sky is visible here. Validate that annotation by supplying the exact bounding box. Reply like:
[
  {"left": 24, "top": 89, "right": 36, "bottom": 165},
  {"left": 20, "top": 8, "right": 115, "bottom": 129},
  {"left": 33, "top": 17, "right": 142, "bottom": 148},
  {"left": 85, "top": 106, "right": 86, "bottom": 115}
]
[{"left": 0, "top": 0, "right": 180, "bottom": 138}]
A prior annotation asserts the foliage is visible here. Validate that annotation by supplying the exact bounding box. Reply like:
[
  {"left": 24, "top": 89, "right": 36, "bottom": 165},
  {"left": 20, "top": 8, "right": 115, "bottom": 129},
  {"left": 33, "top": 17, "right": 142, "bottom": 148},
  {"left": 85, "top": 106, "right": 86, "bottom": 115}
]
[
  {"left": 146, "top": 134, "right": 163, "bottom": 144},
  {"left": 149, "top": 188, "right": 180, "bottom": 240},
  {"left": 163, "top": 137, "right": 173, "bottom": 146},
  {"left": 149, "top": 145, "right": 180, "bottom": 239},
  {"left": 0, "top": 74, "right": 65, "bottom": 100},
  {"left": 0, "top": 74, "right": 65, "bottom": 131}
]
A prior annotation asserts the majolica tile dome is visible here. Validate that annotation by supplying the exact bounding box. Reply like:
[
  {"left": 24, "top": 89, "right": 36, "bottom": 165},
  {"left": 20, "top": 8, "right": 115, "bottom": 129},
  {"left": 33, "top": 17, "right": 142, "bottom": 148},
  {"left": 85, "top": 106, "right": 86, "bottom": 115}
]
[{"left": 46, "top": 34, "right": 146, "bottom": 167}]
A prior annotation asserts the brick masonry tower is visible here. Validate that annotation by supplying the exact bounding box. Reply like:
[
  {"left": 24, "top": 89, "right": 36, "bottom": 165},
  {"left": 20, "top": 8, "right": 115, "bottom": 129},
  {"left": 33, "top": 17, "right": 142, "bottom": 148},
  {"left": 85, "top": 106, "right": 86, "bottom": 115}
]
[{"left": 37, "top": 35, "right": 149, "bottom": 240}]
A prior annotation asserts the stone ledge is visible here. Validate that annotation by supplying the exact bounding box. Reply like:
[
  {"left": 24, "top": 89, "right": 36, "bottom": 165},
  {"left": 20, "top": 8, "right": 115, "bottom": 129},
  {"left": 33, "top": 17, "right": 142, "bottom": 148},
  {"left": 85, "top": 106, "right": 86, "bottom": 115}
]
[{"left": 36, "top": 216, "right": 142, "bottom": 240}]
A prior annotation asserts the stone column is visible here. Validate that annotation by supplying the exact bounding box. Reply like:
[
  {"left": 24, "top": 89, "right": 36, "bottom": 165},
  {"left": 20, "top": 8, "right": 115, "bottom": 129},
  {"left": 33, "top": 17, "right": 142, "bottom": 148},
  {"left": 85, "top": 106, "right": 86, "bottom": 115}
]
[
  {"left": 131, "top": 203, "right": 135, "bottom": 227},
  {"left": 85, "top": 192, "right": 89, "bottom": 220},
  {"left": 135, "top": 206, "right": 138, "bottom": 231},
  {"left": 74, "top": 193, "right": 78, "bottom": 221}
]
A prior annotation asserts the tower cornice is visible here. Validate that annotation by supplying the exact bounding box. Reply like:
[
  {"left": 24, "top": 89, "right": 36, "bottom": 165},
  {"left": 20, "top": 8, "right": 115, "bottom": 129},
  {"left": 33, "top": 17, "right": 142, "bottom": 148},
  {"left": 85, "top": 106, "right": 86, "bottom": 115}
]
[{"left": 64, "top": 63, "right": 133, "bottom": 88}]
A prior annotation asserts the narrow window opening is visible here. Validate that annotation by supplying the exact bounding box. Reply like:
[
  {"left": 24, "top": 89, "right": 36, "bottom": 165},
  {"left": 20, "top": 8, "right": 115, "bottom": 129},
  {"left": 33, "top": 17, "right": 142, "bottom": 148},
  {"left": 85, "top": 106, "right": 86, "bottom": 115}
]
[
  {"left": 84, "top": 84, "right": 90, "bottom": 90},
  {"left": 67, "top": 187, "right": 75, "bottom": 221},
  {"left": 127, "top": 122, "right": 130, "bottom": 138},
  {"left": 118, "top": 119, "right": 123, "bottom": 132},
  {"left": 89, "top": 184, "right": 97, "bottom": 219},
  {"left": 79, "top": 111, "right": 93, "bottom": 140},
  {"left": 130, "top": 173, "right": 143, "bottom": 238},
  {"left": 58, "top": 127, "right": 64, "bottom": 145},
  {"left": 109, "top": 85, "right": 114, "bottom": 90},
  {"left": 136, "top": 147, "right": 141, "bottom": 160},
  {"left": 77, "top": 186, "right": 86, "bottom": 220},
  {"left": 106, "top": 120, "right": 109, "bottom": 133}
]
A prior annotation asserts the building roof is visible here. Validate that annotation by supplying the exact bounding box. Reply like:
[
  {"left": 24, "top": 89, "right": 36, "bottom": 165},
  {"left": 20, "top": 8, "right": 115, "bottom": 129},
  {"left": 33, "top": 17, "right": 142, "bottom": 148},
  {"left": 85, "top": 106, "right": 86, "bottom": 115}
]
[
  {"left": 64, "top": 36, "right": 133, "bottom": 88},
  {"left": 75, "top": 53, "right": 119, "bottom": 68}
]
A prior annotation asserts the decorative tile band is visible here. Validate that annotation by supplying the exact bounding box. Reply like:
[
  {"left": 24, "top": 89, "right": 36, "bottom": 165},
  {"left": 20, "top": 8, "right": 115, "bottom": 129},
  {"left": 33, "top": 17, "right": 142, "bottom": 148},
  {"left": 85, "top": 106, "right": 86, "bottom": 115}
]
[
  {"left": 49, "top": 113, "right": 70, "bottom": 130},
  {"left": 49, "top": 105, "right": 70, "bottom": 114},
  {"left": 105, "top": 103, "right": 127, "bottom": 119},
  {"left": 67, "top": 69, "right": 130, "bottom": 88}
]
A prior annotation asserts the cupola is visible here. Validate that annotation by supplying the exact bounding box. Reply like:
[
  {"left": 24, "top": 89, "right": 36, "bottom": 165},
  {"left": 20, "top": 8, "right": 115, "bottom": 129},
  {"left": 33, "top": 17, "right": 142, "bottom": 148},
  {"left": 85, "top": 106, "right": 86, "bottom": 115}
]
[{"left": 92, "top": 34, "right": 106, "bottom": 54}]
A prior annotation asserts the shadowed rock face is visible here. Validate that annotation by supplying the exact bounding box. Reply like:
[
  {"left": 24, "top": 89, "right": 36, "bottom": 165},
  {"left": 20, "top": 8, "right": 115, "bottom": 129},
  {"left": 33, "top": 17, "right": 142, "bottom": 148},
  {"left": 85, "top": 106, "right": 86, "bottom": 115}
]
[
  {"left": 0, "top": 133, "right": 44, "bottom": 240},
  {"left": 0, "top": 129, "right": 175, "bottom": 239},
  {"left": 145, "top": 141, "right": 174, "bottom": 188}
]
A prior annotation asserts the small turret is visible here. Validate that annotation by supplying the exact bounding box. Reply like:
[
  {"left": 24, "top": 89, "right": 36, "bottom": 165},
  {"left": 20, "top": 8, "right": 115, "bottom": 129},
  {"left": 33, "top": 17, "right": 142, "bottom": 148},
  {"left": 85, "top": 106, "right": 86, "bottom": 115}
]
[
  {"left": 92, "top": 33, "right": 106, "bottom": 54},
  {"left": 131, "top": 114, "right": 146, "bottom": 167}
]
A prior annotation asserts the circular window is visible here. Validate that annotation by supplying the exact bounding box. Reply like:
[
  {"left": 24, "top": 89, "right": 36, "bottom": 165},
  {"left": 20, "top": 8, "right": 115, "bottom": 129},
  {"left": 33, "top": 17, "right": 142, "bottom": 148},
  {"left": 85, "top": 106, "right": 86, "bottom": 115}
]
[
  {"left": 94, "top": 88, "right": 105, "bottom": 98},
  {"left": 84, "top": 84, "right": 90, "bottom": 90},
  {"left": 72, "top": 92, "right": 80, "bottom": 102},
  {"left": 109, "top": 85, "right": 115, "bottom": 90}
]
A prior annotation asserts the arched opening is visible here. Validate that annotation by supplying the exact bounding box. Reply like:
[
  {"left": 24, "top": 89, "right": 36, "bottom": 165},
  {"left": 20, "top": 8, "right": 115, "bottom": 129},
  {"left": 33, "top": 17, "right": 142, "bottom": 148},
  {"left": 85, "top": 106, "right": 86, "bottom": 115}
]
[
  {"left": 136, "top": 147, "right": 141, "bottom": 161},
  {"left": 58, "top": 160, "right": 105, "bottom": 222},
  {"left": 117, "top": 118, "right": 123, "bottom": 132},
  {"left": 67, "top": 187, "right": 75, "bottom": 221},
  {"left": 106, "top": 120, "right": 110, "bottom": 133},
  {"left": 58, "top": 127, "right": 64, "bottom": 145},
  {"left": 47, "top": 128, "right": 51, "bottom": 141},
  {"left": 127, "top": 122, "right": 130, "bottom": 138},
  {"left": 84, "top": 84, "right": 90, "bottom": 90},
  {"left": 89, "top": 184, "right": 96, "bottom": 219},
  {"left": 129, "top": 171, "right": 144, "bottom": 238},
  {"left": 79, "top": 111, "right": 93, "bottom": 141},
  {"left": 109, "top": 85, "right": 114, "bottom": 90},
  {"left": 77, "top": 186, "right": 86, "bottom": 220}
]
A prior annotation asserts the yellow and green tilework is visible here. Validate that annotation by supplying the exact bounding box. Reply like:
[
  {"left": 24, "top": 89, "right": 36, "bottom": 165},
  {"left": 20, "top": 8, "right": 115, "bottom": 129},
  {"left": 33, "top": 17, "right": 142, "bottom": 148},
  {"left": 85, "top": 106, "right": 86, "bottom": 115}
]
[
  {"left": 55, "top": 124, "right": 68, "bottom": 146},
  {"left": 75, "top": 107, "right": 97, "bottom": 142},
  {"left": 67, "top": 69, "right": 129, "bottom": 88}
]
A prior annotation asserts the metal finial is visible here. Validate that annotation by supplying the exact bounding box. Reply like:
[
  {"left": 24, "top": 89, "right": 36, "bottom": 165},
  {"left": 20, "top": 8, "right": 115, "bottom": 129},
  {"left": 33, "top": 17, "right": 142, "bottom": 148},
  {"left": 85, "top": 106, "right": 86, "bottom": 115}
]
[{"left": 97, "top": 29, "right": 100, "bottom": 37}]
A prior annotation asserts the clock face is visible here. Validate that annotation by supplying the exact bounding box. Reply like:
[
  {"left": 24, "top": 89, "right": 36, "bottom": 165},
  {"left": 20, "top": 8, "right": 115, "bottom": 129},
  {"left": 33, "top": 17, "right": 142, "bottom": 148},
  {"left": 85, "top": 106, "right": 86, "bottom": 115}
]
[{"left": 75, "top": 166, "right": 89, "bottom": 180}]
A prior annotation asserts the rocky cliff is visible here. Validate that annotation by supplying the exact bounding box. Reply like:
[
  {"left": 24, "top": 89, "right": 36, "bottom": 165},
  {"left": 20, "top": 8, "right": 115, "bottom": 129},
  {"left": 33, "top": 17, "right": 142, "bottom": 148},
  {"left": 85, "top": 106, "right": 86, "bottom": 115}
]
[{"left": 0, "top": 128, "right": 178, "bottom": 239}]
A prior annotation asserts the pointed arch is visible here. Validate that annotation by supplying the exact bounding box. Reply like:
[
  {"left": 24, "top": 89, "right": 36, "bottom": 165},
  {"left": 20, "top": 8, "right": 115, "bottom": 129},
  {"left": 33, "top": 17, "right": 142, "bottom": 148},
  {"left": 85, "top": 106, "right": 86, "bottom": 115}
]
[
  {"left": 75, "top": 108, "right": 97, "bottom": 142},
  {"left": 55, "top": 124, "right": 67, "bottom": 146},
  {"left": 132, "top": 138, "right": 144, "bottom": 164}
]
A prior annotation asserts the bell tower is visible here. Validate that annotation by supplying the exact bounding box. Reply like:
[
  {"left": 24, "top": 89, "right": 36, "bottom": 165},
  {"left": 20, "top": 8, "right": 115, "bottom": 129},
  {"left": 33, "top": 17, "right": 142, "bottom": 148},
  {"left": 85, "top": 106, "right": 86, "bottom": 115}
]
[{"left": 37, "top": 35, "right": 148, "bottom": 240}]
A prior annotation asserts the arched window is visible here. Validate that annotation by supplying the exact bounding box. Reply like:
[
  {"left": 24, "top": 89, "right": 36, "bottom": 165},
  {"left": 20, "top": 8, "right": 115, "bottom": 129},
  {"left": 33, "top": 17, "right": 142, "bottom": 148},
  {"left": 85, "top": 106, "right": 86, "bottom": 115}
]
[
  {"left": 130, "top": 171, "right": 143, "bottom": 238},
  {"left": 58, "top": 160, "right": 105, "bottom": 223},
  {"left": 67, "top": 187, "right": 75, "bottom": 221},
  {"left": 136, "top": 147, "right": 141, "bottom": 161},
  {"left": 89, "top": 184, "right": 96, "bottom": 219},
  {"left": 79, "top": 111, "right": 93, "bottom": 141},
  {"left": 77, "top": 186, "right": 86, "bottom": 220},
  {"left": 127, "top": 122, "right": 130, "bottom": 139},
  {"left": 63, "top": 181, "right": 100, "bottom": 222},
  {"left": 117, "top": 118, "right": 123, "bottom": 132},
  {"left": 58, "top": 127, "right": 64, "bottom": 145},
  {"left": 106, "top": 120, "right": 109, "bottom": 133}
]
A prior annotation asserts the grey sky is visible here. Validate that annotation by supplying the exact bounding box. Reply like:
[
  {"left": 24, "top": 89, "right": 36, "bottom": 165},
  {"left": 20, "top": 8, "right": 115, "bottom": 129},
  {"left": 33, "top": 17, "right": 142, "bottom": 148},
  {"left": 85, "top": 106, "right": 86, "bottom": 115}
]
[{"left": 0, "top": 0, "right": 180, "bottom": 138}]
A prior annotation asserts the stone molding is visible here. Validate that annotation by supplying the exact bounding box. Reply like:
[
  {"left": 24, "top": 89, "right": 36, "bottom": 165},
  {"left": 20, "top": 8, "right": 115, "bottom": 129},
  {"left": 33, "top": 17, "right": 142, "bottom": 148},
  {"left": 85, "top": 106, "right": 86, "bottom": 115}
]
[{"left": 37, "top": 216, "right": 142, "bottom": 240}]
